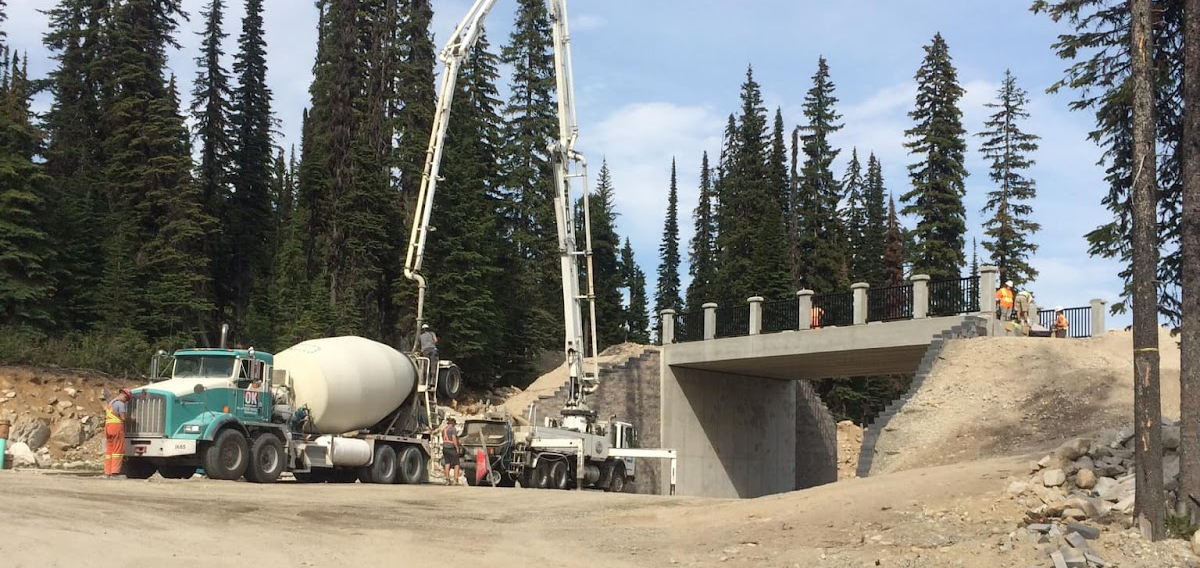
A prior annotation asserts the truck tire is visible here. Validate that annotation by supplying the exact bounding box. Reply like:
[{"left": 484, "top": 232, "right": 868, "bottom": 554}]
[
  {"left": 245, "top": 433, "right": 285, "bottom": 484},
  {"left": 531, "top": 460, "right": 551, "bottom": 489},
  {"left": 122, "top": 459, "right": 157, "bottom": 480},
  {"left": 294, "top": 470, "right": 330, "bottom": 483},
  {"left": 364, "top": 444, "right": 398, "bottom": 484},
  {"left": 549, "top": 460, "right": 570, "bottom": 490},
  {"left": 396, "top": 445, "right": 427, "bottom": 484},
  {"left": 605, "top": 464, "right": 626, "bottom": 493},
  {"left": 158, "top": 465, "right": 196, "bottom": 480},
  {"left": 437, "top": 365, "right": 463, "bottom": 400},
  {"left": 203, "top": 428, "right": 249, "bottom": 481}
]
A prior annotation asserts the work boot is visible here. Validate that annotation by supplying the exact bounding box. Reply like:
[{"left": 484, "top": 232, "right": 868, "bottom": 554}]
[{"left": 110, "top": 474, "right": 127, "bottom": 480}]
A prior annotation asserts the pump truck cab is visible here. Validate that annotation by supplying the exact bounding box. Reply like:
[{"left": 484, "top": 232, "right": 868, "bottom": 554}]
[{"left": 121, "top": 328, "right": 462, "bottom": 483}]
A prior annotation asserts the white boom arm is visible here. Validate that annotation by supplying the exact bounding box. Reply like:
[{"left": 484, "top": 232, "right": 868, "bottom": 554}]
[
  {"left": 403, "top": 0, "right": 500, "bottom": 342},
  {"left": 402, "top": 0, "right": 599, "bottom": 418}
]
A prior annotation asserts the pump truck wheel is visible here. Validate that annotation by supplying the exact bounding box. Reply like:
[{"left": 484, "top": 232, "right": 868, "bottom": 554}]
[
  {"left": 549, "top": 459, "right": 570, "bottom": 490},
  {"left": 121, "top": 459, "right": 157, "bottom": 480},
  {"left": 531, "top": 459, "right": 552, "bottom": 489},
  {"left": 605, "top": 464, "right": 627, "bottom": 493},
  {"left": 203, "top": 428, "right": 249, "bottom": 481},
  {"left": 437, "top": 364, "right": 463, "bottom": 400},
  {"left": 245, "top": 433, "right": 285, "bottom": 484}
]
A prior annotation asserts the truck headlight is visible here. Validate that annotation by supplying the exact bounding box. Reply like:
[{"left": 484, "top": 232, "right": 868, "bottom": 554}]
[{"left": 182, "top": 424, "right": 201, "bottom": 434}]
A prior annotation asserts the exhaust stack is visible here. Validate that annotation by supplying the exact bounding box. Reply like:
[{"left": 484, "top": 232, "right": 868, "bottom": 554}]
[{"left": 220, "top": 324, "right": 230, "bottom": 349}]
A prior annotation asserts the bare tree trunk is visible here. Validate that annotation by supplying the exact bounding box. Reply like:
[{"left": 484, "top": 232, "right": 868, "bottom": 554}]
[
  {"left": 1131, "top": 0, "right": 1166, "bottom": 541},
  {"left": 1181, "top": 0, "right": 1200, "bottom": 525}
]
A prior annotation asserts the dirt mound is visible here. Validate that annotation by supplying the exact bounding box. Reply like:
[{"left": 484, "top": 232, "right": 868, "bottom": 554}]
[
  {"left": 869, "top": 328, "right": 1181, "bottom": 475},
  {"left": 502, "top": 343, "right": 651, "bottom": 416}
]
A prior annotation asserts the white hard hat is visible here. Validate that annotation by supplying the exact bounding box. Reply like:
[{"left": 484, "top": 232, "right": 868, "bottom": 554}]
[
  {"left": 1055, "top": 305, "right": 1063, "bottom": 312},
  {"left": 1005, "top": 280, "right": 1013, "bottom": 286},
  {"left": 421, "top": 323, "right": 430, "bottom": 330}
]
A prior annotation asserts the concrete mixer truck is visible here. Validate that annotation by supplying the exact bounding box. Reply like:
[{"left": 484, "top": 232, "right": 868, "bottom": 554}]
[{"left": 120, "top": 334, "right": 452, "bottom": 484}]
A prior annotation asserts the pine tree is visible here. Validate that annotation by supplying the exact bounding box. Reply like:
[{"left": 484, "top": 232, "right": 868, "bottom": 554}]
[
  {"left": 769, "top": 108, "right": 791, "bottom": 216},
  {"left": 393, "top": 0, "right": 434, "bottom": 201},
  {"left": 621, "top": 238, "right": 650, "bottom": 344},
  {"left": 499, "top": 0, "right": 559, "bottom": 350},
  {"left": 713, "top": 66, "right": 792, "bottom": 303},
  {"left": 686, "top": 151, "right": 718, "bottom": 311},
  {"left": 863, "top": 152, "right": 888, "bottom": 285},
  {"left": 970, "top": 238, "right": 980, "bottom": 276},
  {"left": 0, "top": 51, "right": 53, "bottom": 327},
  {"left": 884, "top": 195, "right": 905, "bottom": 286},
  {"left": 1034, "top": 0, "right": 1185, "bottom": 322},
  {"left": 655, "top": 158, "right": 683, "bottom": 320},
  {"left": 842, "top": 148, "right": 869, "bottom": 283},
  {"left": 40, "top": 0, "right": 108, "bottom": 329},
  {"left": 229, "top": 0, "right": 275, "bottom": 337},
  {"left": 902, "top": 33, "right": 968, "bottom": 281},
  {"left": 977, "top": 70, "right": 1041, "bottom": 287},
  {"left": 586, "top": 160, "right": 625, "bottom": 350},
  {"left": 795, "top": 56, "right": 847, "bottom": 293},
  {"left": 190, "top": 0, "right": 234, "bottom": 324}
]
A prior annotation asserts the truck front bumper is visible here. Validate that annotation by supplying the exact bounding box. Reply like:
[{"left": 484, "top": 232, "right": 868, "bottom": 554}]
[{"left": 128, "top": 438, "right": 198, "bottom": 458}]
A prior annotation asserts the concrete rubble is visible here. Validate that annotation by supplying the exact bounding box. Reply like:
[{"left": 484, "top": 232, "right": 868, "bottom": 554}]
[{"left": 1001, "top": 421, "right": 1199, "bottom": 568}]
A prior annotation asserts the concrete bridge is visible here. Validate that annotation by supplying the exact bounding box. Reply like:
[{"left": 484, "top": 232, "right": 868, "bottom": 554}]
[{"left": 654, "top": 266, "right": 1106, "bottom": 498}]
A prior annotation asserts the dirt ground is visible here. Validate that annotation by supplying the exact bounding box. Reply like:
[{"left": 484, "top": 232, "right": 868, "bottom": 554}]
[{"left": 869, "top": 328, "right": 1182, "bottom": 475}]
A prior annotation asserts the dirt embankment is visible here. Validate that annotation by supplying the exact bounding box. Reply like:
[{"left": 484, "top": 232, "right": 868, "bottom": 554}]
[{"left": 869, "top": 328, "right": 1182, "bottom": 475}]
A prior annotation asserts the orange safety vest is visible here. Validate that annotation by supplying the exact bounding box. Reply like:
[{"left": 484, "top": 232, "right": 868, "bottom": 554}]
[
  {"left": 105, "top": 401, "right": 124, "bottom": 425},
  {"left": 996, "top": 287, "right": 1014, "bottom": 308},
  {"left": 810, "top": 307, "right": 825, "bottom": 329},
  {"left": 1055, "top": 313, "right": 1069, "bottom": 331}
]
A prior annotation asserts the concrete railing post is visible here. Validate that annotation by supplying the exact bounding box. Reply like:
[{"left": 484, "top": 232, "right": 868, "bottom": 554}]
[
  {"left": 1090, "top": 298, "right": 1107, "bottom": 336},
  {"left": 851, "top": 283, "right": 869, "bottom": 325},
  {"left": 980, "top": 265, "right": 1000, "bottom": 315},
  {"left": 748, "top": 296, "right": 764, "bottom": 335},
  {"left": 702, "top": 302, "right": 718, "bottom": 340},
  {"left": 797, "top": 290, "right": 814, "bottom": 330},
  {"left": 1030, "top": 301, "right": 1040, "bottom": 326},
  {"left": 660, "top": 309, "right": 676, "bottom": 344},
  {"left": 911, "top": 274, "right": 930, "bottom": 319}
]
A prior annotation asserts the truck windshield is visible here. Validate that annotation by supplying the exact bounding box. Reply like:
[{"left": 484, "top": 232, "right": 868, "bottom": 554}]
[{"left": 173, "top": 356, "right": 236, "bottom": 379}]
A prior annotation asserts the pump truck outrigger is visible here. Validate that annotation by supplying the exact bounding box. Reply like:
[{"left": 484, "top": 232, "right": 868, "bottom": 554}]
[{"left": 120, "top": 0, "right": 676, "bottom": 491}]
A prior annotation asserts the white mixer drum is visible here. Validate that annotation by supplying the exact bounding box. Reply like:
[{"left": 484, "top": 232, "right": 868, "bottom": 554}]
[{"left": 274, "top": 336, "right": 418, "bottom": 434}]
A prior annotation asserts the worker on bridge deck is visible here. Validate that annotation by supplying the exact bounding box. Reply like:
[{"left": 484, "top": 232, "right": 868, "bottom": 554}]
[
  {"left": 1053, "top": 306, "right": 1069, "bottom": 338},
  {"left": 996, "top": 280, "right": 1014, "bottom": 321},
  {"left": 103, "top": 388, "right": 131, "bottom": 478}
]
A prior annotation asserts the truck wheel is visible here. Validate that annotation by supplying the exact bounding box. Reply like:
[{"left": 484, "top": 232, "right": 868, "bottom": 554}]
[
  {"left": 158, "top": 465, "right": 196, "bottom": 480},
  {"left": 464, "top": 467, "right": 478, "bottom": 486},
  {"left": 396, "top": 445, "right": 427, "bottom": 484},
  {"left": 203, "top": 429, "right": 249, "bottom": 481},
  {"left": 437, "top": 365, "right": 463, "bottom": 400},
  {"left": 549, "top": 460, "right": 570, "bottom": 490},
  {"left": 122, "top": 459, "right": 157, "bottom": 480},
  {"left": 531, "top": 460, "right": 551, "bottom": 489},
  {"left": 606, "top": 465, "right": 626, "bottom": 493},
  {"left": 245, "top": 434, "right": 285, "bottom": 484},
  {"left": 365, "top": 444, "right": 398, "bottom": 484},
  {"left": 294, "top": 470, "right": 329, "bottom": 483}
]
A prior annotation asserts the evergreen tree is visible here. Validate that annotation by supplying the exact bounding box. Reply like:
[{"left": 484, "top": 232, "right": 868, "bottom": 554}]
[
  {"left": 863, "top": 152, "right": 888, "bottom": 285},
  {"left": 621, "top": 238, "right": 650, "bottom": 344},
  {"left": 769, "top": 108, "right": 791, "bottom": 215},
  {"left": 40, "top": 0, "right": 109, "bottom": 329},
  {"left": 970, "top": 237, "right": 980, "bottom": 276},
  {"left": 902, "top": 33, "right": 968, "bottom": 280},
  {"left": 842, "top": 148, "right": 869, "bottom": 283},
  {"left": 884, "top": 195, "right": 905, "bottom": 286},
  {"left": 686, "top": 151, "right": 718, "bottom": 311},
  {"left": 0, "top": 51, "right": 53, "bottom": 327},
  {"left": 1034, "top": 0, "right": 1185, "bottom": 322},
  {"left": 229, "top": 0, "right": 275, "bottom": 337},
  {"left": 499, "top": 0, "right": 559, "bottom": 350},
  {"left": 713, "top": 67, "right": 792, "bottom": 302},
  {"left": 190, "top": 0, "right": 233, "bottom": 323},
  {"left": 977, "top": 70, "right": 1041, "bottom": 287},
  {"left": 586, "top": 160, "right": 625, "bottom": 350},
  {"left": 795, "top": 56, "right": 847, "bottom": 293},
  {"left": 654, "top": 158, "right": 683, "bottom": 320}
]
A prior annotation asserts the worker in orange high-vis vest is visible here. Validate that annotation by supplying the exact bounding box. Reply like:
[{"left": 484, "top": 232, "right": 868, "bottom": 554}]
[
  {"left": 810, "top": 306, "right": 825, "bottom": 329},
  {"left": 1053, "top": 306, "right": 1070, "bottom": 339},
  {"left": 995, "top": 280, "right": 1014, "bottom": 321},
  {"left": 104, "top": 388, "right": 132, "bottom": 478}
]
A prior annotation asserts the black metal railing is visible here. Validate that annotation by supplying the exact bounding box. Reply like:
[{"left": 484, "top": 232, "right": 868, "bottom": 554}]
[
  {"left": 673, "top": 311, "right": 704, "bottom": 343},
  {"left": 866, "top": 283, "right": 914, "bottom": 322},
  {"left": 928, "top": 276, "right": 980, "bottom": 317},
  {"left": 1038, "top": 306, "right": 1092, "bottom": 338},
  {"left": 762, "top": 298, "right": 800, "bottom": 333},
  {"left": 715, "top": 304, "right": 751, "bottom": 338},
  {"left": 811, "top": 292, "right": 853, "bottom": 328}
]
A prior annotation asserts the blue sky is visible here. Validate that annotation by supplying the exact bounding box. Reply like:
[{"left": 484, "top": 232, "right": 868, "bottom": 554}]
[{"left": 6, "top": 0, "right": 1130, "bottom": 329}]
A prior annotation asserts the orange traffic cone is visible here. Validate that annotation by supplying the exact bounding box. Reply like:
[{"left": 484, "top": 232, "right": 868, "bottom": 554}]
[{"left": 475, "top": 449, "right": 488, "bottom": 484}]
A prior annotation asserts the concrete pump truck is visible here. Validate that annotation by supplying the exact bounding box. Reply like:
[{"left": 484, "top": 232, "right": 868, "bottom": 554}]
[{"left": 119, "top": 0, "right": 676, "bottom": 492}]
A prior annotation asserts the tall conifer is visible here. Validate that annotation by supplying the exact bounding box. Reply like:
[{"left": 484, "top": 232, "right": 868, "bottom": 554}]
[
  {"left": 686, "top": 151, "right": 717, "bottom": 311},
  {"left": 655, "top": 159, "right": 683, "bottom": 319},
  {"left": 795, "top": 56, "right": 847, "bottom": 293},
  {"left": 621, "top": 238, "right": 650, "bottom": 344}
]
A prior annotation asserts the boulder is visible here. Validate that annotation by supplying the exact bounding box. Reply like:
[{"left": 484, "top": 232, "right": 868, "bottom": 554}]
[
  {"left": 11, "top": 417, "right": 50, "bottom": 449},
  {"left": 1043, "top": 468, "right": 1067, "bottom": 487},
  {"left": 1164, "top": 453, "right": 1181, "bottom": 487},
  {"left": 6, "top": 441, "right": 37, "bottom": 468},
  {"left": 1094, "top": 477, "right": 1121, "bottom": 501},
  {"left": 1006, "top": 481, "right": 1029, "bottom": 496},
  {"left": 1056, "top": 438, "right": 1093, "bottom": 461},
  {"left": 1192, "top": 530, "right": 1200, "bottom": 556},
  {"left": 64, "top": 387, "right": 78, "bottom": 398},
  {"left": 1075, "top": 456, "right": 1095, "bottom": 472},
  {"left": 50, "top": 419, "right": 85, "bottom": 450},
  {"left": 1075, "top": 468, "right": 1097, "bottom": 490},
  {"left": 34, "top": 447, "right": 52, "bottom": 468}
]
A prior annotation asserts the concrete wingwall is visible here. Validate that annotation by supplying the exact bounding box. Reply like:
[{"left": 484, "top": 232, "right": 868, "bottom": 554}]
[{"left": 659, "top": 366, "right": 839, "bottom": 498}]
